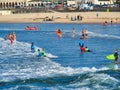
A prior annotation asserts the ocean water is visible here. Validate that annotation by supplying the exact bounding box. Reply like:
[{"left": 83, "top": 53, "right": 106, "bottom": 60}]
[{"left": 0, "top": 23, "right": 120, "bottom": 90}]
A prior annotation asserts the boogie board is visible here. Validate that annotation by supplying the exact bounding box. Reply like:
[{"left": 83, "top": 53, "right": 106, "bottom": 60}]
[{"left": 106, "top": 54, "right": 115, "bottom": 60}]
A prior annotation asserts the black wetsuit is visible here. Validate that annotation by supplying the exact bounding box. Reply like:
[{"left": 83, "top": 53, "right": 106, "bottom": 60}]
[{"left": 114, "top": 52, "right": 118, "bottom": 63}]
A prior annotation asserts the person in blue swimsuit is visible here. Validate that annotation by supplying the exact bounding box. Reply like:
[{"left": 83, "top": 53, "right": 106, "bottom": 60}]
[
  {"left": 79, "top": 37, "right": 84, "bottom": 47},
  {"left": 31, "top": 42, "right": 36, "bottom": 53},
  {"left": 79, "top": 37, "right": 85, "bottom": 52}
]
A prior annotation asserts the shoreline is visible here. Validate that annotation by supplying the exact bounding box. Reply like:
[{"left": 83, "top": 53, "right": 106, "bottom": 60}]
[{"left": 0, "top": 12, "right": 120, "bottom": 24}]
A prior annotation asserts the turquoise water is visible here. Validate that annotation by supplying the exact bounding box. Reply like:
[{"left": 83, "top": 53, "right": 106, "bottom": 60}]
[{"left": 0, "top": 23, "right": 120, "bottom": 90}]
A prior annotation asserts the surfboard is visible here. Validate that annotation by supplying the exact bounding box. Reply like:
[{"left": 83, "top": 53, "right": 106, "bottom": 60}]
[{"left": 106, "top": 54, "right": 115, "bottom": 60}]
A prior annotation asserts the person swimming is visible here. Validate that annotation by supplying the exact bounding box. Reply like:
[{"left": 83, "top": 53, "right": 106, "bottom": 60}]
[{"left": 85, "top": 47, "right": 91, "bottom": 52}]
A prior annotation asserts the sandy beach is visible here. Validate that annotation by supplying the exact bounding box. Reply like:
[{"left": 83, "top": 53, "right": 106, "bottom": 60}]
[{"left": 0, "top": 12, "right": 120, "bottom": 24}]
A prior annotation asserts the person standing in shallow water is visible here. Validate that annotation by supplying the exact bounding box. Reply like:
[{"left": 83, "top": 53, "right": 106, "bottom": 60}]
[
  {"left": 84, "top": 28, "right": 88, "bottom": 39},
  {"left": 79, "top": 37, "right": 85, "bottom": 52},
  {"left": 72, "top": 28, "right": 76, "bottom": 38},
  {"left": 13, "top": 32, "right": 16, "bottom": 41},
  {"left": 81, "top": 29, "right": 85, "bottom": 38},
  {"left": 31, "top": 42, "right": 36, "bottom": 53},
  {"left": 8, "top": 33, "right": 14, "bottom": 44},
  {"left": 114, "top": 49, "right": 119, "bottom": 64}
]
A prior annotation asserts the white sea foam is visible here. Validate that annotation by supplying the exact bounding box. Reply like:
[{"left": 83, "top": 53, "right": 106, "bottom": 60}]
[
  {"left": 67, "top": 73, "right": 119, "bottom": 90},
  {"left": 0, "top": 37, "right": 119, "bottom": 88},
  {"left": 0, "top": 28, "right": 23, "bottom": 31},
  {"left": 62, "top": 30, "right": 120, "bottom": 39},
  {"left": 88, "top": 31, "right": 120, "bottom": 39}
]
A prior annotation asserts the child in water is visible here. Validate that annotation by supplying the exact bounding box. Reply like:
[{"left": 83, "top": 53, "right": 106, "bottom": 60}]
[
  {"left": 37, "top": 49, "right": 42, "bottom": 57},
  {"left": 37, "top": 48, "right": 46, "bottom": 57}
]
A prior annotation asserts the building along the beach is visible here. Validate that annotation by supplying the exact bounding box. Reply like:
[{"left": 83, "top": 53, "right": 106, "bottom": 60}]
[
  {"left": 77, "top": 0, "right": 116, "bottom": 4},
  {"left": 0, "top": 0, "right": 32, "bottom": 9},
  {"left": 0, "top": 0, "right": 118, "bottom": 9}
]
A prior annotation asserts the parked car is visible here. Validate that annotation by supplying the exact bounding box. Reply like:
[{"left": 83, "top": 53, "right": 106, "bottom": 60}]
[
  {"left": 79, "top": 4, "right": 93, "bottom": 10},
  {"left": 71, "top": 4, "right": 78, "bottom": 8}
]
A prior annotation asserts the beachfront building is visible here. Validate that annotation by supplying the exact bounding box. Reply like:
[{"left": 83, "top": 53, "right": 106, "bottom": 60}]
[
  {"left": 93, "top": 0, "right": 116, "bottom": 5},
  {"left": 67, "top": 0, "right": 77, "bottom": 6},
  {"left": 0, "top": 0, "right": 55, "bottom": 9},
  {"left": 76, "top": 0, "right": 115, "bottom": 5},
  {"left": 0, "top": 0, "right": 118, "bottom": 9},
  {"left": 0, "top": 0, "right": 32, "bottom": 9}
]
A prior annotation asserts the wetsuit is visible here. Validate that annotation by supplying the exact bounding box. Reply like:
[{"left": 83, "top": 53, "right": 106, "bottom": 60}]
[
  {"left": 114, "top": 52, "right": 118, "bottom": 64},
  {"left": 79, "top": 40, "right": 84, "bottom": 47}
]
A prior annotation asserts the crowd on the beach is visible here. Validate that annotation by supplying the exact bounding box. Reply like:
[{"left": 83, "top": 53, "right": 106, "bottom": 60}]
[{"left": 70, "top": 15, "right": 83, "bottom": 21}]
